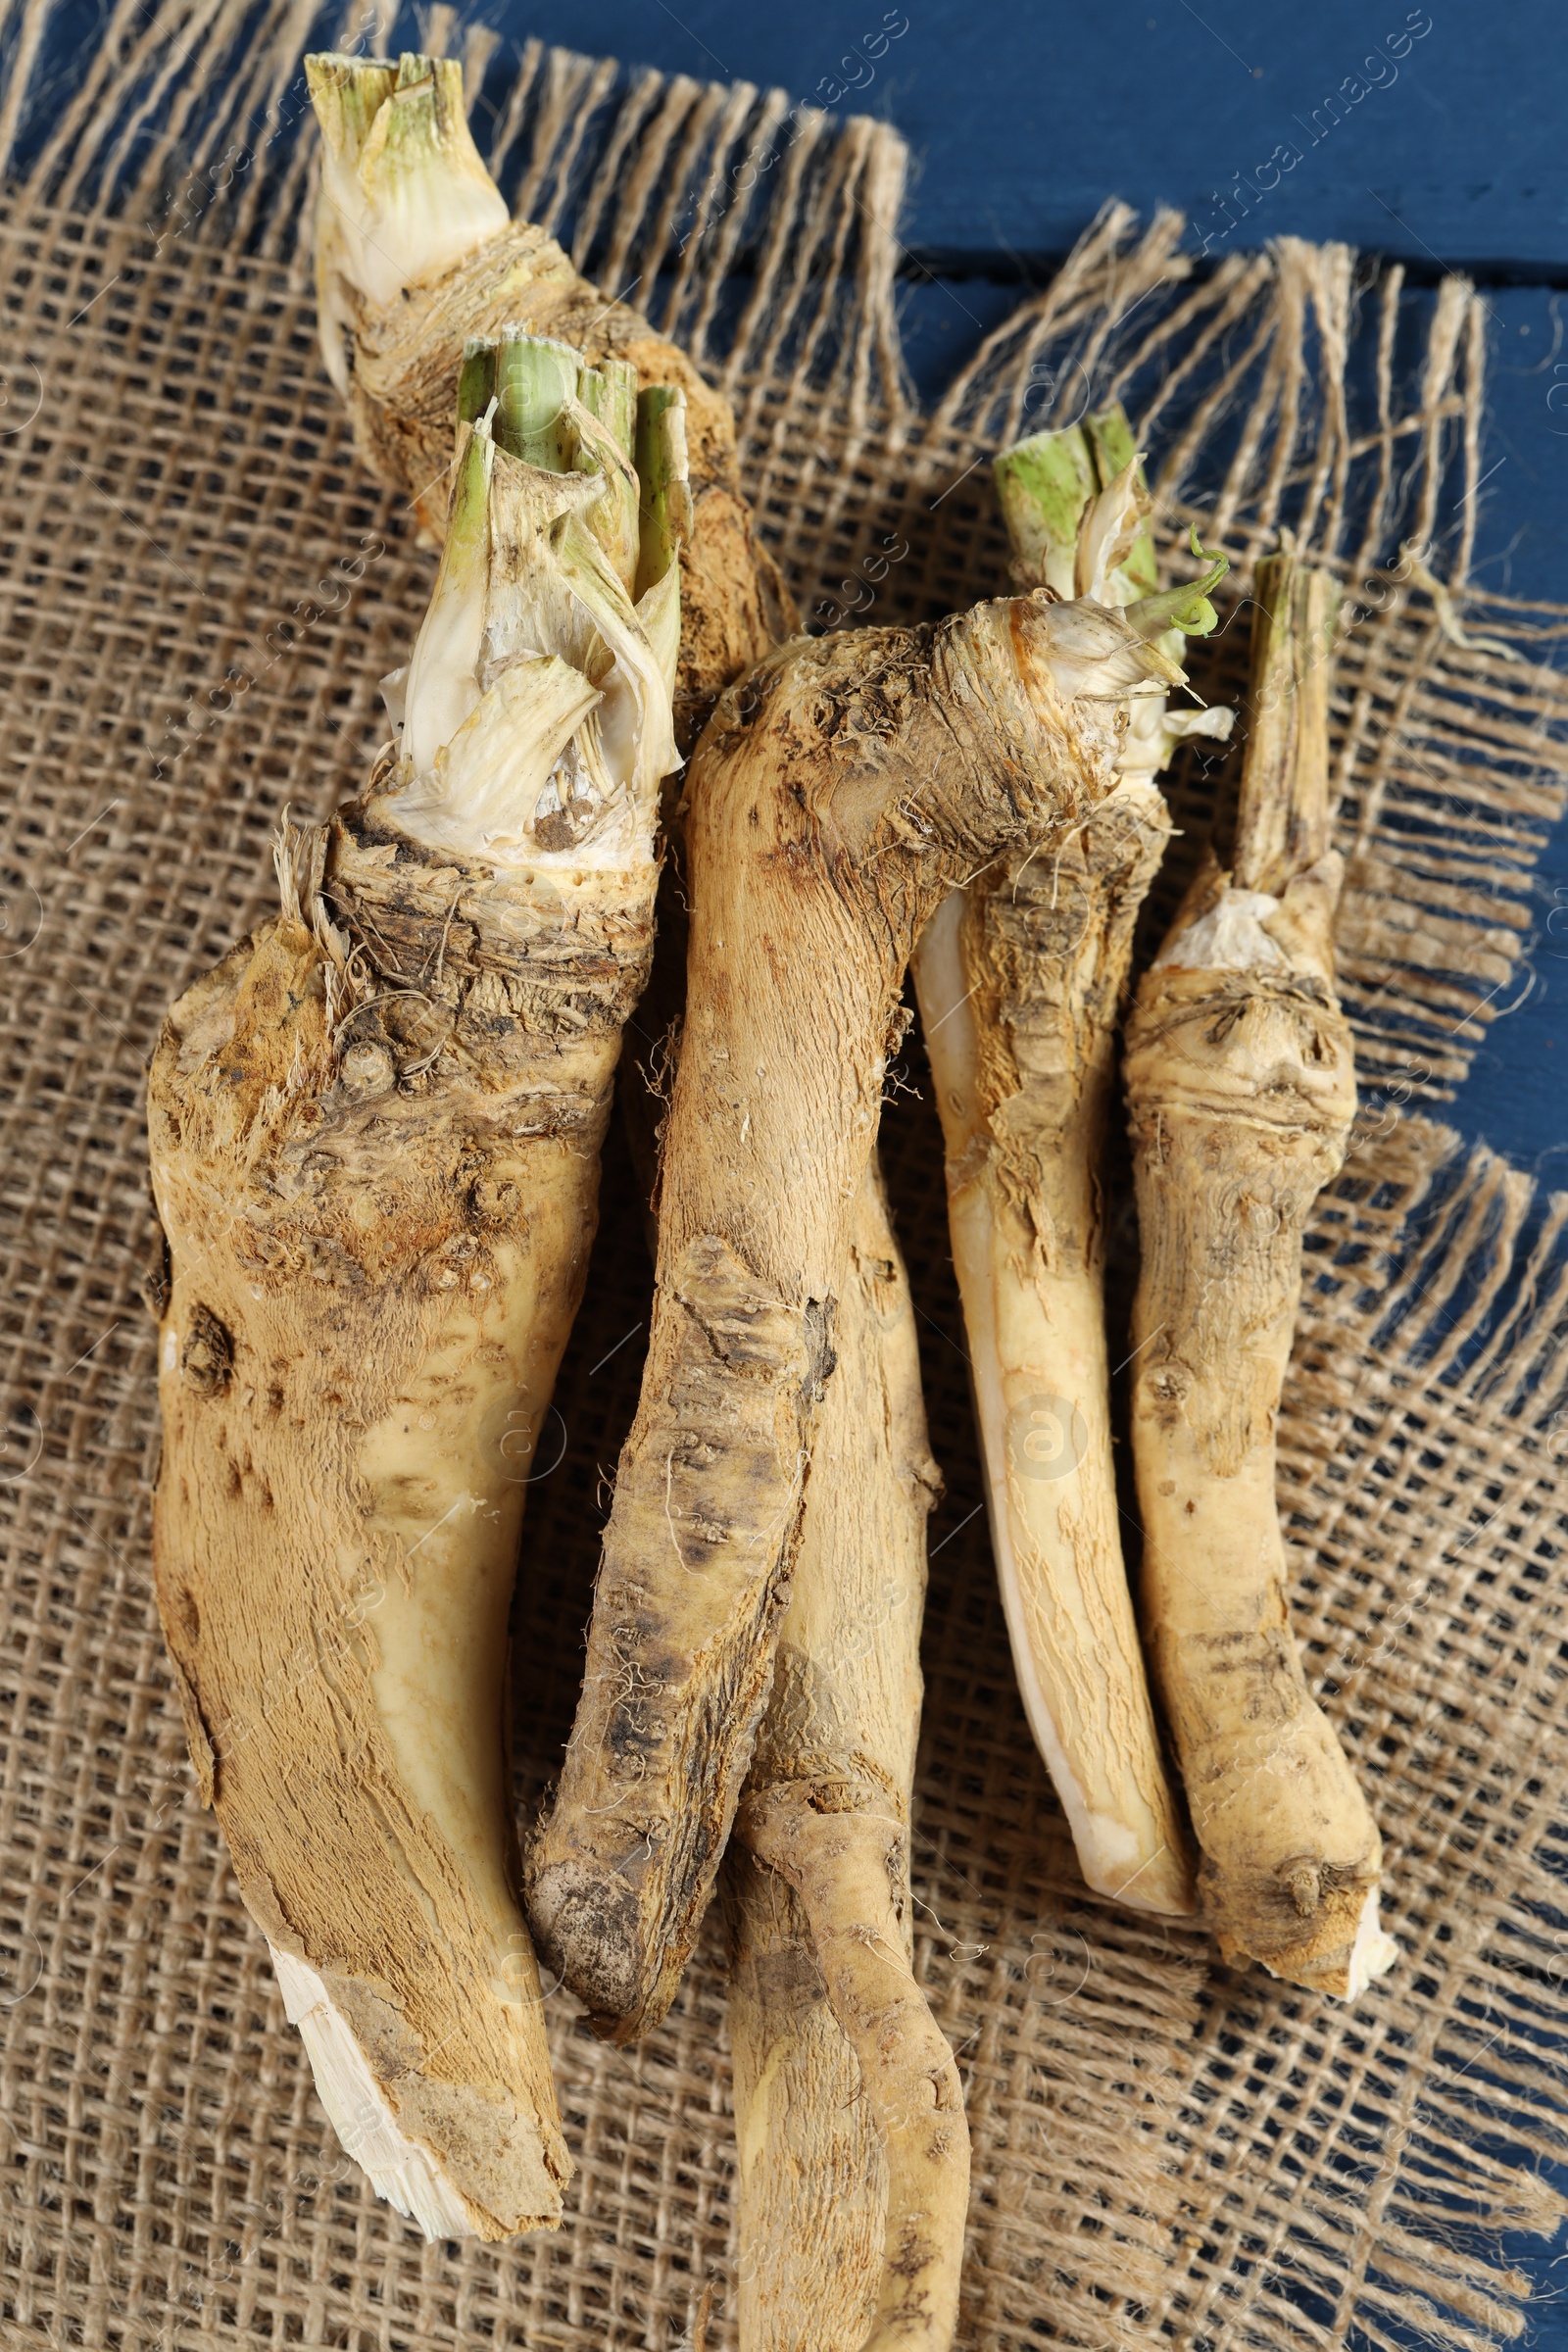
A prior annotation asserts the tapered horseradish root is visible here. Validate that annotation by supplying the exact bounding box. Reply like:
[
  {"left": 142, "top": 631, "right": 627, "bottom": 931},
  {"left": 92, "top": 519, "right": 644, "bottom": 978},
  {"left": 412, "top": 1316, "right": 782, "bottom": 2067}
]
[
  {"left": 306, "top": 50, "right": 793, "bottom": 738},
  {"left": 913, "top": 407, "right": 1232, "bottom": 1917},
  {"left": 528, "top": 577, "right": 1196, "bottom": 2043},
  {"left": 1123, "top": 546, "right": 1397, "bottom": 1999},
  {"left": 147, "top": 339, "right": 684, "bottom": 2232},
  {"left": 727, "top": 1164, "right": 965, "bottom": 2352}
]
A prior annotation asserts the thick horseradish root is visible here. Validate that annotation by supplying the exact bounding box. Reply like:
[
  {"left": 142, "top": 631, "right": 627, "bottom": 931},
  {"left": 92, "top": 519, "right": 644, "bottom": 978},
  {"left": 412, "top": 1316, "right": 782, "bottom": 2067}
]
[
  {"left": 559, "top": 318, "right": 967, "bottom": 2312},
  {"left": 306, "top": 50, "right": 792, "bottom": 739},
  {"left": 1123, "top": 547, "right": 1396, "bottom": 2000},
  {"left": 728, "top": 1165, "right": 965, "bottom": 2352},
  {"left": 529, "top": 575, "right": 1193, "bottom": 2043},
  {"left": 911, "top": 408, "right": 1230, "bottom": 1917},
  {"left": 147, "top": 339, "right": 684, "bottom": 2234}
]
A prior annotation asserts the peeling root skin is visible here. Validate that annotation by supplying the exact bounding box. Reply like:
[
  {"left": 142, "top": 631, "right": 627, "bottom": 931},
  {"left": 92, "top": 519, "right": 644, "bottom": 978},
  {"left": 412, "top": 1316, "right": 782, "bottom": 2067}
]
[
  {"left": 1224, "top": 1880, "right": 1398, "bottom": 2003},
  {"left": 271, "top": 1945, "right": 560, "bottom": 2241}
]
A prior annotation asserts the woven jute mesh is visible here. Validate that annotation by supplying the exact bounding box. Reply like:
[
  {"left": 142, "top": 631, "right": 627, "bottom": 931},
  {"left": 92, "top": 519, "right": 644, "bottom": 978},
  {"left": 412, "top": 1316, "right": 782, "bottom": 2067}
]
[{"left": 3, "top": 23, "right": 1568, "bottom": 2351}]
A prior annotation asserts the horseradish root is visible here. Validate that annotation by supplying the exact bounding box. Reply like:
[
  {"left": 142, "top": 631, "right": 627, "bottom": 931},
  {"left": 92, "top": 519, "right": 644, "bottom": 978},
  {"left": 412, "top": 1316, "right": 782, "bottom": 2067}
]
[
  {"left": 1124, "top": 548, "right": 1396, "bottom": 1999},
  {"left": 571, "top": 340, "right": 967, "bottom": 2319},
  {"left": 147, "top": 338, "right": 683, "bottom": 2233},
  {"left": 911, "top": 409, "right": 1229, "bottom": 1916},
  {"left": 728, "top": 1165, "right": 965, "bottom": 2352},
  {"left": 529, "top": 578, "right": 1191, "bottom": 2041},
  {"left": 306, "top": 50, "right": 791, "bottom": 737}
]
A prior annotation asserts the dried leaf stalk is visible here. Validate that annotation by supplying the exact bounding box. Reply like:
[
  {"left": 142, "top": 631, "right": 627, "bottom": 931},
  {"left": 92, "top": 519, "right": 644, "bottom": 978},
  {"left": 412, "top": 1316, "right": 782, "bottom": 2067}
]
[
  {"left": 306, "top": 50, "right": 792, "bottom": 741},
  {"left": 1123, "top": 548, "right": 1396, "bottom": 1998}
]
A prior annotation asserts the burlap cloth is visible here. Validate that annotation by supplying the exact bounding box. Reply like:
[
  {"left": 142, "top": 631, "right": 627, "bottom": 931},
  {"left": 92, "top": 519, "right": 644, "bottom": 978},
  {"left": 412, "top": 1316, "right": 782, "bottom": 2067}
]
[{"left": 4, "top": 21, "right": 1568, "bottom": 2349}]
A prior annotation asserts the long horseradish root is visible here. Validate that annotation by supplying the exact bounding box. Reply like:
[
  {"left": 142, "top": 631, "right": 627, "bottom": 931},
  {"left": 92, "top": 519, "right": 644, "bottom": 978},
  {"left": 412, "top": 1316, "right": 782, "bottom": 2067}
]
[
  {"left": 529, "top": 578, "right": 1197, "bottom": 2041},
  {"left": 728, "top": 1166, "right": 965, "bottom": 2352},
  {"left": 911, "top": 410, "right": 1229, "bottom": 1916},
  {"left": 1124, "top": 548, "right": 1397, "bottom": 1998},
  {"left": 147, "top": 338, "right": 684, "bottom": 2233},
  {"left": 306, "top": 50, "right": 792, "bottom": 737}
]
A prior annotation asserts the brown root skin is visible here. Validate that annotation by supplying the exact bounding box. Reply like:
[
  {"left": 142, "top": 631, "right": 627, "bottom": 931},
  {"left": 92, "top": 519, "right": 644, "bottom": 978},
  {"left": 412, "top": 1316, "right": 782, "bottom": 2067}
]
[
  {"left": 724, "top": 1849, "right": 887, "bottom": 2348},
  {"left": 1125, "top": 551, "right": 1392, "bottom": 2001},
  {"left": 1125, "top": 937, "right": 1375, "bottom": 1990},
  {"left": 915, "top": 782, "right": 1197, "bottom": 1916},
  {"left": 611, "top": 597, "right": 963, "bottom": 2324},
  {"left": 729, "top": 1166, "right": 964, "bottom": 2352},
  {"left": 148, "top": 805, "right": 661, "bottom": 2233},
  {"left": 742, "top": 1792, "right": 967, "bottom": 2352},
  {"left": 961, "top": 786, "right": 1168, "bottom": 1250},
  {"left": 529, "top": 596, "right": 1142, "bottom": 2041},
  {"left": 336, "top": 218, "right": 794, "bottom": 742},
  {"left": 911, "top": 417, "right": 1210, "bottom": 1921}
]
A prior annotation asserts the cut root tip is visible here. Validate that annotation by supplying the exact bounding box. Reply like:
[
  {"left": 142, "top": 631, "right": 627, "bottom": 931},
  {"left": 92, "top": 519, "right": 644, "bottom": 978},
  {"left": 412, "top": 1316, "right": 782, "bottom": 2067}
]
[
  {"left": 1340, "top": 1886, "right": 1399, "bottom": 2002},
  {"left": 270, "top": 1943, "right": 478, "bottom": 2241},
  {"left": 1220, "top": 1880, "right": 1398, "bottom": 2003}
]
